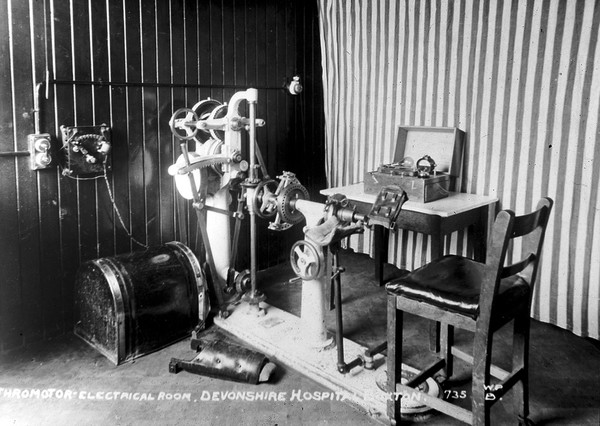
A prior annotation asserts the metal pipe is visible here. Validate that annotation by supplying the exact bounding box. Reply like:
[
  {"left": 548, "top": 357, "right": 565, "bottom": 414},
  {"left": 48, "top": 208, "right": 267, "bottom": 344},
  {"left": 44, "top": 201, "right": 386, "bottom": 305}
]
[
  {"left": 246, "top": 91, "right": 260, "bottom": 305},
  {"left": 333, "top": 251, "right": 346, "bottom": 372},
  {"left": 0, "top": 151, "right": 30, "bottom": 157},
  {"left": 247, "top": 91, "right": 258, "bottom": 182},
  {"left": 47, "top": 78, "right": 285, "bottom": 91},
  {"left": 365, "top": 341, "right": 388, "bottom": 358},
  {"left": 33, "top": 82, "right": 44, "bottom": 134}
]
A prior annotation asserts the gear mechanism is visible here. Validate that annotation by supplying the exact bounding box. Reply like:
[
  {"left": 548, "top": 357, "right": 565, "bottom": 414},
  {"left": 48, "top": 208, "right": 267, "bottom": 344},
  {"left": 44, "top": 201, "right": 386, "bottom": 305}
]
[{"left": 276, "top": 183, "right": 309, "bottom": 225}]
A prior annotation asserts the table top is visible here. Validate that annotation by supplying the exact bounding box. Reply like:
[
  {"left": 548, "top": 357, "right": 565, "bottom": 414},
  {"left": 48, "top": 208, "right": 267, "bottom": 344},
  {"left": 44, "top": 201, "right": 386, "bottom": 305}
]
[{"left": 320, "top": 183, "right": 498, "bottom": 218}]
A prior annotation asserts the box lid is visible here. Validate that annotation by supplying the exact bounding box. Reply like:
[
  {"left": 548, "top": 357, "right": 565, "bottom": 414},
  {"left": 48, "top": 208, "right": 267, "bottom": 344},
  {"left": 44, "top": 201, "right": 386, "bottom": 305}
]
[{"left": 393, "top": 126, "right": 465, "bottom": 178}]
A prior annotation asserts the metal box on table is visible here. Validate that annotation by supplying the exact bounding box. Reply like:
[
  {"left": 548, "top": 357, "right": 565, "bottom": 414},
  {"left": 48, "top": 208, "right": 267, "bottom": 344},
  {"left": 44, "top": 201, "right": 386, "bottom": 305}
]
[{"left": 364, "top": 126, "right": 465, "bottom": 203}]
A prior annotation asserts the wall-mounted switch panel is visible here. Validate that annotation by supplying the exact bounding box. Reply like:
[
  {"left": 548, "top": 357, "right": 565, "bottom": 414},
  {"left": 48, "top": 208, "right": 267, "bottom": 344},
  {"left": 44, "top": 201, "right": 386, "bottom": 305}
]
[
  {"left": 28, "top": 133, "right": 54, "bottom": 170},
  {"left": 60, "top": 124, "right": 111, "bottom": 177}
]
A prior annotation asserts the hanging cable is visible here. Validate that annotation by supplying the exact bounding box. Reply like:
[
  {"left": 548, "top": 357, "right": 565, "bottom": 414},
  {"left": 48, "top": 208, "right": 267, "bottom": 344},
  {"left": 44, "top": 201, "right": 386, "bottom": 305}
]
[{"left": 102, "top": 162, "right": 148, "bottom": 249}]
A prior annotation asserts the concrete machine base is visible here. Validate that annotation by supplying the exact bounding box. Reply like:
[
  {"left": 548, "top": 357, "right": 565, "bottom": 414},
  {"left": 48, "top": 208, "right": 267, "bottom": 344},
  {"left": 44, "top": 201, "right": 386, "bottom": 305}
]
[{"left": 215, "top": 301, "right": 440, "bottom": 423}]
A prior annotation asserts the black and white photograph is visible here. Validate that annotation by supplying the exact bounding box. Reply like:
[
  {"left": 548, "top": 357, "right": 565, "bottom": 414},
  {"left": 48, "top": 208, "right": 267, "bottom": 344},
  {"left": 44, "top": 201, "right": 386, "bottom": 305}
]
[{"left": 1, "top": 1, "right": 599, "bottom": 425}]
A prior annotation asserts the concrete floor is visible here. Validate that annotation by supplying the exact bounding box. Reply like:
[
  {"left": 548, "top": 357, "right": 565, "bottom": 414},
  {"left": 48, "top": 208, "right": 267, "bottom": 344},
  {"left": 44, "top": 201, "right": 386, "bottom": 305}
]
[{"left": 1, "top": 250, "right": 599, "bottom": 425}]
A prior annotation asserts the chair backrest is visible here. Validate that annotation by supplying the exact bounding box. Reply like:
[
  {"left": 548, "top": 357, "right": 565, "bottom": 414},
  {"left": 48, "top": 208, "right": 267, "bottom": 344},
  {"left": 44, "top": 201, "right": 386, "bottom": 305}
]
[
  {"left": 502, "top": 197, "right": 553, "bottom": 288},
  {"left": 478, "top": 198, "right": 553, "bottom": 321}
]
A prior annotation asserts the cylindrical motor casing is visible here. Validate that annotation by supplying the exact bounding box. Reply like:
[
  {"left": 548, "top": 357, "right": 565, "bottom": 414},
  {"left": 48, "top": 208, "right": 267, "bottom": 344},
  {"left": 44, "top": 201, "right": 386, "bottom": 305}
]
[{"left": 74, "top": 242, "right": 205, "bottom": 365}]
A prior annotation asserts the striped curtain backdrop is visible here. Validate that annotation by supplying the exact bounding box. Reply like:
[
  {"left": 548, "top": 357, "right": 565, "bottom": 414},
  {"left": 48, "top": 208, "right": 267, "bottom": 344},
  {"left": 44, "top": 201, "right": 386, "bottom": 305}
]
[{"left": 317, "top": 0, "right": 600, "bottom": 339}]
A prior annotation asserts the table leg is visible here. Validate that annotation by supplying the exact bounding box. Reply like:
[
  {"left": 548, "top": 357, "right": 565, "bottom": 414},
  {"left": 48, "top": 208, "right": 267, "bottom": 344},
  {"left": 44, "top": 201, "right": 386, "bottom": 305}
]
[
  {"left": 472, "top": 205, "right": 490, "bottom": 262},
  {"left": 373, "top": 225, "right": 389, "bottom": 287}
]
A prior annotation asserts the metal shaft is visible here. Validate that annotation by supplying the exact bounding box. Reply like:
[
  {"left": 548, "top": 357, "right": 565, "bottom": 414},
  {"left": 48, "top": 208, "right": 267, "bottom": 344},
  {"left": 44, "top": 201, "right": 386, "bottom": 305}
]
[
  {"left": 248, "top": 99, "right": 257, "bottom": 182},
  {"left": 333, "top": 251, "right": 346, "bottom": 371},
  {"left": 248, "top": 98, "right": 258, "bottom": 299}
]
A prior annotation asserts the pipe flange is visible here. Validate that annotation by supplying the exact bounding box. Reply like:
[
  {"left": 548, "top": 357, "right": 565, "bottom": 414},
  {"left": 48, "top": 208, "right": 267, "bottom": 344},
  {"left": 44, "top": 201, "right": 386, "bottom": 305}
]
[
  {"left": 169, "top": 108, "right": 199, "bottom": 140},
  {"left": 276, "top": 183, "right": 309, "bottom": 225},
  {"left": 290, "top": 239, "right": 324, "bottom": 280},
  {"left": 253, "top": 179, "right": 279, "bottom": 220}
]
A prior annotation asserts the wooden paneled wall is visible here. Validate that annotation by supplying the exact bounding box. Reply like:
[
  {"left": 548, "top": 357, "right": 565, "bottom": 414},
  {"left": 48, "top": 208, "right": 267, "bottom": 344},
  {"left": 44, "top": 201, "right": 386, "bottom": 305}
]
[
  {"left": 0, "top": 0, "right": 325, "bottom": 352},
  {"left": 318, "top": 0, "right": 600, "bottom": 339}
]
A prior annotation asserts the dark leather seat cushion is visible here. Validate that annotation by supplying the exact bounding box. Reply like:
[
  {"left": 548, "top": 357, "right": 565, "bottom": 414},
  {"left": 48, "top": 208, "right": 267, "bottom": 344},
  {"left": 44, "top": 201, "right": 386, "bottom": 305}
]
[{"left": 385, "top": 255, "right": 530, "bottom": 319}]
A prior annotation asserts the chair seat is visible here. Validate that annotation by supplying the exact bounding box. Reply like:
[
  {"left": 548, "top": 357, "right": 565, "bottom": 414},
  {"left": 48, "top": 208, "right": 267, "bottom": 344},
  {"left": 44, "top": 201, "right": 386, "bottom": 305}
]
[{"left": 385, "top": 255, "right": 530, "bottom": 319}]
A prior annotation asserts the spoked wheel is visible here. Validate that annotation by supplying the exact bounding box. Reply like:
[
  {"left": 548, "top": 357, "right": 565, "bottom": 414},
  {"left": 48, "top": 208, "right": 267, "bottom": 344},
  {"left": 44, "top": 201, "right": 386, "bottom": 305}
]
[
  {"left": 169, "top": 108, "right": 199, "bottom": 141},
  {"left": 290, "top": 240, "right": 324, "bottom": 280},
  {"left": 253, "top": 179, "right": 279, "bottom": 220}
]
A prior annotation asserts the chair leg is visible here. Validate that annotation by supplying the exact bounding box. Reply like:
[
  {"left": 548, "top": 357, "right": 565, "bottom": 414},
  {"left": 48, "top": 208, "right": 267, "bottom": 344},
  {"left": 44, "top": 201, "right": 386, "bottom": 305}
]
[
  {"left": 387, "top": 296, "right": 403, "bottom": 423},
  {"left": 513, "top": 310, "right": 530, "bottom": 424},
  {"left": 429, "top": 320, "right": 441, "bottom": 352},
  {"left": 440, "top": 323, "right": 454, "bottom": 380},
  {"left": 472, "top": 330, "right": 493, "bottom": 426}
]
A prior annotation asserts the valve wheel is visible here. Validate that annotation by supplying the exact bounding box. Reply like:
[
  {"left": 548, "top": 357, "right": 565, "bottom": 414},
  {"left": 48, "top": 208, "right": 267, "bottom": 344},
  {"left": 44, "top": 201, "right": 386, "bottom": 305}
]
[
  {"left": 290, "top": 240, "right": 323, "bottom": 280},
  {"left": 253, "top": 179, "right": 279, "bottom": 220},
  {"left": 169, "top": 108, "right": 199, "bottom": 140},
  {"left": 277, "top": 183, "right": 309, "bottom": 225}
]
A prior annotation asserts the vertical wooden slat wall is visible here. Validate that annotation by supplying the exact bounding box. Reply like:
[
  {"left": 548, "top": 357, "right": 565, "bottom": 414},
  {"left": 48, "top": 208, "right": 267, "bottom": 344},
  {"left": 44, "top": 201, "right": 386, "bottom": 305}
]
[
  {"left": 317, "top": 0, "right": 600, "bottom": 339},
  {"left": 0, "top": 0, "right": 325, "bottom": 353}
]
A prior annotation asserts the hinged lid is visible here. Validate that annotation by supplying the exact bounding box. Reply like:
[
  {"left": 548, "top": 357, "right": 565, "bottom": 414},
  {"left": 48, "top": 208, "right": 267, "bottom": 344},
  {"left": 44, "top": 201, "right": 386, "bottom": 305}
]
[{"left": 393, "top": 126, "right": 465, "bottom": 178}]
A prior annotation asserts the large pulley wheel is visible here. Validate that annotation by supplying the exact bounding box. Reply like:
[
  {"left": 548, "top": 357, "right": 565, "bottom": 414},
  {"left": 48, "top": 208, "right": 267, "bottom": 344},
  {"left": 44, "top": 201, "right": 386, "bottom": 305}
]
[
  {"left": 277, "top": 183, "right": 309, "bottom": 225},
  {"left": 169, "top": 108, "right": 199, "bottom": 140},
  {"left": 253, "top": 179, "right": 279, "bottom": 220},
  {"left": 191, "top": 99, "right": 222, "bottom": 144},
  {"left": 290, "top": 240, "right": 324, "bottom": 280}
]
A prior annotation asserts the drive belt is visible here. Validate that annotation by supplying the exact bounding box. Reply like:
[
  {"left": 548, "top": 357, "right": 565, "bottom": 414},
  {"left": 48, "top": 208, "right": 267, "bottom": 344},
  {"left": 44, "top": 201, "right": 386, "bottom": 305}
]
[{"left": 179, "top": 142, "right": 226, "bottom": 314}]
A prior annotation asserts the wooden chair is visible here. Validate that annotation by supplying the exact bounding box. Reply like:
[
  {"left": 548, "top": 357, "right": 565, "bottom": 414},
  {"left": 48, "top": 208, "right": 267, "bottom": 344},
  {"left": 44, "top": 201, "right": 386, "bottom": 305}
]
[{"left": 386, "top": 198, "right": 553, "bottom": 425}]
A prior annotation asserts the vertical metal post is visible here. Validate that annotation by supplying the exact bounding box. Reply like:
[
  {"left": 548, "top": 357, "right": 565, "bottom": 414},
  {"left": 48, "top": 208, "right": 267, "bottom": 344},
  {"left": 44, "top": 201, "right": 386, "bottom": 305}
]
[
  {"left": 248, "top": 98, "right": 258, "bottom": 302},
  {"left": 333, "top": 250, "right": 346, "bottom": 369},
  {"left": 242, "top": 90, "right": 265, "bottom": 314},
  {"left": 248, "top": 95, "right": 257, "bottom": 182}
]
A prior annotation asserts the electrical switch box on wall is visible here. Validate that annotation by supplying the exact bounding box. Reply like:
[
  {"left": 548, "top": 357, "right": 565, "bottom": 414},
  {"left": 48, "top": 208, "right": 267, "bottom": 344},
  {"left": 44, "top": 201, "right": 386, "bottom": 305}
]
[
  {"left": 60, "top": 124, "right": 111, "bottom": 177},
  {"left": 28, "top": 133, "right": 54, "bottom": 170}
]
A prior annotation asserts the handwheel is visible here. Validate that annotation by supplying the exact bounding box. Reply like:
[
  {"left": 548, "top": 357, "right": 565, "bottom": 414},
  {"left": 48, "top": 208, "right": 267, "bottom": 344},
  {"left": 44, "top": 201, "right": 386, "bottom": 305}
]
[
  {"left": 253, "top": 180, "right": 279, "bottom": 220},
  {"left": 169, "top": 108, "right": 199, "bottom": 140},
  {"left": 290, "top": 240, "right": 324, "bottom": 280}
]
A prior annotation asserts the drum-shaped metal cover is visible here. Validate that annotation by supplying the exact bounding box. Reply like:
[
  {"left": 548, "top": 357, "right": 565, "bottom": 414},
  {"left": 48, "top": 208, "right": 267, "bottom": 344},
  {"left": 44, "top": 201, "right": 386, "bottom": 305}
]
[{"left": 74, "top": 242, "right": 204, "bottom": 365}]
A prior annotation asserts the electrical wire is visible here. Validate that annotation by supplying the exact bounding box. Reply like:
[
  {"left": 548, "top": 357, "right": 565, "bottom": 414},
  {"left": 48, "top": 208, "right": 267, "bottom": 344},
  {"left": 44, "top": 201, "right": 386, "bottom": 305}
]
[
  {"left": 60, "top": 160, "right": 148, "bottom": 248},
  {"left": 102, "top": 162, "right": 148, "bottom": 248}
]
